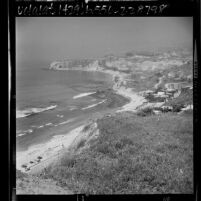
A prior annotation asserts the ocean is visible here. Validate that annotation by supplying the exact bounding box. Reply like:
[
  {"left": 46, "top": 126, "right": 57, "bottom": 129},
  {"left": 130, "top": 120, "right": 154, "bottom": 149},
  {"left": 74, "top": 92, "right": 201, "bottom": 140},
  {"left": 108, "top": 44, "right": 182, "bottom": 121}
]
[{"left": 16, "top": 63, "right": 113, "bottom": 152}]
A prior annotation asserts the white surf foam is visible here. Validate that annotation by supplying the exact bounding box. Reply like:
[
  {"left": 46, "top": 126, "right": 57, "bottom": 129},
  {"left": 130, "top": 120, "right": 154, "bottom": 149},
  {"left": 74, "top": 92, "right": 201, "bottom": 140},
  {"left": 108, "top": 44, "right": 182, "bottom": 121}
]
[
  {"left": 17, "top": 129, "right": 33, "bottom": 137},
  {"left": 45, "top": 123, "right": 53, "bottom": 126},
  {"left": 69, "top": 106, "right": 77, "bottom": 111},
  {"left": 38, "top": 125, "right": 44, "bottom": 128},
  {"left": 73, "top": 92, "right": 96, "bottom": 99},
  {"left": 17, "top": 133, "right": 26, "bottom": 137},
  {"left": 16, "top": 105, "right": 57, "bottom": 119},
  {"left": 56, "top": 114, "right": 64, "bottom": 118},
  {"left": 81, "top": 99, "right": 106, "bottom": 110}
]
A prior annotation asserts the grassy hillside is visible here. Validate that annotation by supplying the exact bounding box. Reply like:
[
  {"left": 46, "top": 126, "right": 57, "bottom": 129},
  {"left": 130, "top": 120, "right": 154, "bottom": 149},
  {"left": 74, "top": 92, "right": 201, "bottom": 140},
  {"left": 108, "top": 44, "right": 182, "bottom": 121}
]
[{"left": 39, "top": 112, "right": 193, "bottom": 194}]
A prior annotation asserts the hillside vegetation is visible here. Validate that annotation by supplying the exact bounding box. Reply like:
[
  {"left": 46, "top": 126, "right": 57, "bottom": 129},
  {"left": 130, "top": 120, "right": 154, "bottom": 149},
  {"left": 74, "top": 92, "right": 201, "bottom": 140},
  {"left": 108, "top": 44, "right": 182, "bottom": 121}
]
[{"left": 38, "top": 112, "right": 193, "bottom": 194}]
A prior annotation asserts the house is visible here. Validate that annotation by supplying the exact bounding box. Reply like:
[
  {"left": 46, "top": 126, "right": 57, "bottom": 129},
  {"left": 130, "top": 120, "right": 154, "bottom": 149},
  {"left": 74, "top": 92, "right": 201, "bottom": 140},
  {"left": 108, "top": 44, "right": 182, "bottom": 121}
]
[
  {"left": 161, "top": 106, "right": 173, "bottom": 111},
  {"left": 165, "top": 82, "right": 183, "bottom": 91},
  {"left": 153, "top": 91, "right": 168, "bottom": 98},
  {"left": 145, "top": 90, "right": 154, "bottom": 94},
  {"left": 153, "top": 110, "right": 162, "bottom": 115},
  {"left": 168, "top": 72, "right": 175, "bottom": 78},
  {"left": 157, "top": 91, "right": 165, "bottom": 96},
  {"left": 181, "top": 104, "right": 193, "bottom": 111}
]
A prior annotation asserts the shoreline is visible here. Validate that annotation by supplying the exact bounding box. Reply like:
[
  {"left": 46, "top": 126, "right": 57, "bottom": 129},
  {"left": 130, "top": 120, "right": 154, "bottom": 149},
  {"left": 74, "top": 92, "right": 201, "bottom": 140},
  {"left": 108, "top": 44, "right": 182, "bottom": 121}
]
[
  {"left": 17, "top": 67, "right": 146, "bottom": 174},
  {"left": 94, "top": 68, "right": 147, "bottom": 112},
  {"left": 16, "top": 124, "right": 86, "bottom": 173},
  {"left": 50, "top": 66, "right": 147, "bottom": 113}
]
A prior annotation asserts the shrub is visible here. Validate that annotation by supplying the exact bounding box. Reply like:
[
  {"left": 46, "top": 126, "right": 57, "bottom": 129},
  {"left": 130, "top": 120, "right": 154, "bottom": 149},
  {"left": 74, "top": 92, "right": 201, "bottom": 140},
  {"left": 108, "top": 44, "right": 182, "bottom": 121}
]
[
  {"left": 16, "top": 170, "right": 27, "bottom": 179},
  {"left": 82, "top": 124, "right": 91, "bottom": 133},
  {"left": 21, "top": 164, "right": 27, "bottom": 168},
  {"left": 115, "top": 137, "right": 134, "bottom": 150},
  {"left": 76, "top": 139, "right": 86, "bottom": 150},
  {"left": 172, "top": 104, "right": 184, "bottom": 112},
  {"left": 60, "top": 156, "right": 77, "bottom": 168},
  {"left": 95, "top": 142, "right": 117, "bottom": 158},
  {"left": 137, "top": 107, "right": 154, "bottom": 117},
  {"left": 125, "top": 52, "right": 134, "bottom": 57}
]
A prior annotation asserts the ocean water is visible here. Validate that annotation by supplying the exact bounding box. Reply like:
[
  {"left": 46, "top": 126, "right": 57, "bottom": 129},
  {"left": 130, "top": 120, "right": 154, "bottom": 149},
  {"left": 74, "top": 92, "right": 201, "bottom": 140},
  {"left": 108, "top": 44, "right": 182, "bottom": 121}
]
[{"left": 16, "top": 64, "right": 113, "bottom": 151}]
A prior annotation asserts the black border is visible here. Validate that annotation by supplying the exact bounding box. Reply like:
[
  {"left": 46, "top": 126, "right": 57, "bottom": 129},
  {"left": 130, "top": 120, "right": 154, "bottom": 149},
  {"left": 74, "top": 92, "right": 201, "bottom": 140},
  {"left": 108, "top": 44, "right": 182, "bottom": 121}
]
[
  {"left": 14, "top": 0, "right": 194, "bottom": 17},
  {"left": 9, "top": 0, "right": 200, "bottom": 201},
  {"left": 9, "top": 0, "right": 17, "bottom": 200}
]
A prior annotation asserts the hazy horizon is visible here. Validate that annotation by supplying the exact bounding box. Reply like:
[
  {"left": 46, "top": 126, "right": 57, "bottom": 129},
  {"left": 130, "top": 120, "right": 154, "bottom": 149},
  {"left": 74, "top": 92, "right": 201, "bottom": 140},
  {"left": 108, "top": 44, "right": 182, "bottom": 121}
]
[{"left": 16, "top": 17, "right": 193, "bottom": 67}]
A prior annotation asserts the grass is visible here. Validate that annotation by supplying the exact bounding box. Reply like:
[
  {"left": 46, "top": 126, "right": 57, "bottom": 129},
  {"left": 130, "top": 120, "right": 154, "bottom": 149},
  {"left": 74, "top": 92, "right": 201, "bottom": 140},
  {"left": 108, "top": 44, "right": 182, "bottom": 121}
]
[{"left": 40, "top": 112, "right": 193, "bottom": 194}]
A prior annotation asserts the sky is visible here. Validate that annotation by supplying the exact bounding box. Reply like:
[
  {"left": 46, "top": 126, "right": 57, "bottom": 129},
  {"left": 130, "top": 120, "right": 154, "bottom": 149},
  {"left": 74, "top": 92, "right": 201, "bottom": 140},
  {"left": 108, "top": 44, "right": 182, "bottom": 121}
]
[{"left": 16, "top": 17, "right": 193, "bottom": 66}]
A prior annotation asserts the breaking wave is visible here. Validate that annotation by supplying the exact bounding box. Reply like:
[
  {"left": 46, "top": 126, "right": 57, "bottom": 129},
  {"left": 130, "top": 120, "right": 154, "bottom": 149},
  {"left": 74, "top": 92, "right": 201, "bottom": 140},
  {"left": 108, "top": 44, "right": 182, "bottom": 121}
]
[
  {"left": 81, "top": 99, "right": 106, "bottom": 110},
  {"left": 73, "top": 92, "right": 96, "bottom": 99},
  {"left": 16, "top": 105, "right": 57, "bottom": 119}
]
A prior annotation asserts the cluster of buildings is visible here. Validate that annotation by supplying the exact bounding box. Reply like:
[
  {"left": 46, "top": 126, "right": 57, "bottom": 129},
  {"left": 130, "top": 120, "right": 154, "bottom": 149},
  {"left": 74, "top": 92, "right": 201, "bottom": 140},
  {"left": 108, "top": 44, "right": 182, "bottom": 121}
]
[
  {"left": 139, "top": 83, "right": 193, "bottom": 115},
  {"left": 142, "top": 82, "right": 192, "bottom": 100}
]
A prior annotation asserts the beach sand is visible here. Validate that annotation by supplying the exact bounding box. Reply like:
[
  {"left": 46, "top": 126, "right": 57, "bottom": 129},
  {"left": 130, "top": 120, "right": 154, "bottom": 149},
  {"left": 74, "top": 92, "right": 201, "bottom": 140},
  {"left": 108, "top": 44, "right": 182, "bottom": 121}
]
[
  {"left": 116, "top": 87, "right": 147, "bottom": 112},
  {"left": 17, "top": 125, "right": 85, "bottom": 174}
]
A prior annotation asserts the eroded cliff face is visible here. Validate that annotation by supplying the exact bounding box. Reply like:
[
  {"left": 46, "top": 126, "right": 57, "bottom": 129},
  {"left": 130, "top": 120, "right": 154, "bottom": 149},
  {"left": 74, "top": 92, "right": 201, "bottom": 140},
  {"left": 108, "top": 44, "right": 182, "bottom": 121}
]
[
  {"left": 49, "top": 59, "right": 101, "bottom": 71},
  {"left": 49, "top": 49, "right": 193, "bottom": 93},
  {"left": 50, "top": 61, "right": 66, "bottom": 70},
  {"left": 50, "top": 48, "right": 192, "bottom": 73}
]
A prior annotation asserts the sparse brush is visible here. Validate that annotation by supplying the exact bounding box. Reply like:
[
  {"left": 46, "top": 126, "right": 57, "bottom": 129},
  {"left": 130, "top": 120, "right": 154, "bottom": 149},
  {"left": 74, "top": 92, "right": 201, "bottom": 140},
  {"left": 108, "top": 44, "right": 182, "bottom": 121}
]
[
  {"left": 76, "top": 139, "right": 86, "bottom": 150},
  {"left": 16, "top": 170, "right": 27, "bottom": 179},
  {"left": 82, "top": 124, "right": 91, "bottom": 133},
  {"left": 60, "top": 156, "right": 77, "bottom": 168},
  {"left": 137, "top": 107, "right": 154, "bottom": 117}
]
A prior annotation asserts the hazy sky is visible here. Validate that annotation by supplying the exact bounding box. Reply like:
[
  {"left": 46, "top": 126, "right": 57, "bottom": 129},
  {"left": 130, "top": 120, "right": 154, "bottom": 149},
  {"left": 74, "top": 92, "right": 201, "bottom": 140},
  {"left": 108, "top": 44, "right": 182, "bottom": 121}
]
[{"left": 16, "top": 17, "right": 193, "bottom": 65}]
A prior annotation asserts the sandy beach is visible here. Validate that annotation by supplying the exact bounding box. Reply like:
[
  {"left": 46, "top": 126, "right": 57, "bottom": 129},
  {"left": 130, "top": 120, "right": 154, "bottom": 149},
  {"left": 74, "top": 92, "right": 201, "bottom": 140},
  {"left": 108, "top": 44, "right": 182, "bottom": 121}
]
[
  {"left": 115, "top": 87, "right": 147, "bottom": 112},
  {"left": 17, "top": 125, "right": 85, "bottom": 173},
  {"left": 102, "top": 69, "right": 147, "bottom": 113}
]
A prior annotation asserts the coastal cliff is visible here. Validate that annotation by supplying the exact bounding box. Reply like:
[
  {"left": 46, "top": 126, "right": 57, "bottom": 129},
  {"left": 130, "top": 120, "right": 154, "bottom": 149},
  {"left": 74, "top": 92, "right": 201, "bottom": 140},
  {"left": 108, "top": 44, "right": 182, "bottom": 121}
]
[
  {"left": 49, "top": 59, "right": 102, "bottom": 71},
  {"left": 49, "top": 49, "right": 193, "bottom": 113},
  {"left": 17, "top": 48, "right": 193, "bottom": 194}
]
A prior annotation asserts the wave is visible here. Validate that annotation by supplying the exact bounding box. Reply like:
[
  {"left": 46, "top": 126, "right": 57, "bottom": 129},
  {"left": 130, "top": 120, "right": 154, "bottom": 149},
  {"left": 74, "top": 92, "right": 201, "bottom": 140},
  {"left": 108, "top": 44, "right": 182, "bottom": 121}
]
[
  {"left": 17, "top": 129, "right": 33, "bottom": 138},
  {"left": 38, "top": 125, "right": 44, "bottom": 128},
  {"left": 82, "top": 99, "right": 106, "bottom": 110},
  {"left": 57, "top": 114, "right": 64, "bottom": 118},
  {"left": 16, "top": 105, "right": 57, "bottom": 119},
  {"left": 73, "top": 92, "right": 96, "bottom": 99},
  {"left": 17, "top": 133, "right": 26, "bottom": 137},
  {"left": 45, "top": 123, "right": 53, "bottom": 126},
  {"left": 69, "top": 106, "right": 77, "bottom": 111}
]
